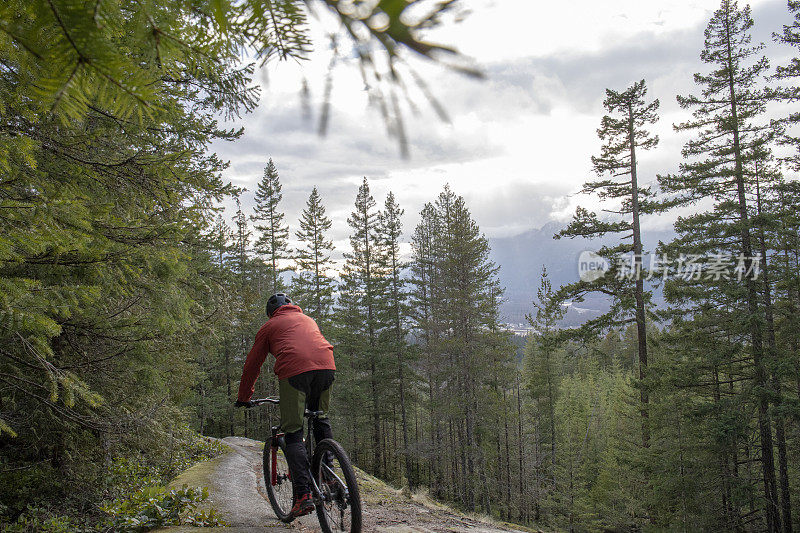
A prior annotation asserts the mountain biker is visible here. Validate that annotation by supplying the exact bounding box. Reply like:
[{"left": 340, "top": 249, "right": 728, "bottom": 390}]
[{"left": 235, "top": 293, "right": 336, "bottom": 518}]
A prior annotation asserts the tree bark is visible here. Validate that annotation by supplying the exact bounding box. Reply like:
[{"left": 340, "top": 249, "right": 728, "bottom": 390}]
[{"left": 628, "top": 101, "right": 650, "bottom": 448}]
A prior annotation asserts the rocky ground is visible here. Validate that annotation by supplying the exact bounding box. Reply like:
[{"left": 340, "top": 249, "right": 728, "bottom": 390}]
[{"left": 157, "top": 436, "right": 539, "bottom": 533}]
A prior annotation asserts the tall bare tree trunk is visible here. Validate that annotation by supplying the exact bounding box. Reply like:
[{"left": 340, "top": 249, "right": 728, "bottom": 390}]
[{"left": 628, "top": 102, "right": 650, "bottom": 448}]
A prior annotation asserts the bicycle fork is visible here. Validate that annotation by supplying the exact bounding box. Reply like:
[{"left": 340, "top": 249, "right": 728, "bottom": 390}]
[{"left": 270, "top": 426, "right": 290, "bottom": 487}]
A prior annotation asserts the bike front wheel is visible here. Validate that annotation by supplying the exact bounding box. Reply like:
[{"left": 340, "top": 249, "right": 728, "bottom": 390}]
[
  {"left": 312, "top": 438, "right": 362, "bottom": 533},
  {"left": 263, "top": 435, "right": 294, "bottom": 523}
]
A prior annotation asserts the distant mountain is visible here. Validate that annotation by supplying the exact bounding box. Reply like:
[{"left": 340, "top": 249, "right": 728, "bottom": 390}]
[{"left": 488, "top": 222, "right": 673, "bottom": 327}]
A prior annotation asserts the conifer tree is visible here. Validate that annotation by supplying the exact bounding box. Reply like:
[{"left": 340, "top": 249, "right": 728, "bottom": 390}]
[
  {"left": 556, "top": 79, "right": 659, "bottom": 447},
  {"left": 205, "top": 214, "right": 236, "bottom": 435},
  {"left": 252, "top": 158, "right": 290, "bottom": 293},
  {"left": 0, "top": 0, "right": 251, "bottom": 512},
  {"left": 409, "top": 201, "right": 446, "bottom": 496},
  {"left": 749, "top": 142, "right": 796, "bottom": 533},
  {"left": 767, "top": 15, "right": 800, "bottom": 524},
  {"left": 409, "top": 203, "right": 441, "bottom": 348},
  {"left": 525, "top": 267, "right": 566, "bottom": 489},
  {"left": 337, "top": 177, "right": 389, "bottom": 476},
  {"left": 408, "top": 185, "right": 506, "bottom": 512},
  {"left": 377, "top": 192, "right": 415, "bottom": 488},
  {"left": 657, "top": 2, "right": 781, "bottom": 529},
  {"left": 0, "top": 1, "right": 466, "bottom": 128},
  {"left": 291, "top": 187, "right": 336, "bottom": 330},
  {"left": 232, "top": 198, "right": 253, "bottom": 435}
]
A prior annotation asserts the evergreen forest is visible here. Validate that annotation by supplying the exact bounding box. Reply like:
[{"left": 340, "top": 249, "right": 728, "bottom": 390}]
[{"left": 2, "top": 1, "right": 800, "bottom": 532}]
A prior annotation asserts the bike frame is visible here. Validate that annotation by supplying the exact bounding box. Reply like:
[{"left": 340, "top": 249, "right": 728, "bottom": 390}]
[{"left": 254, "top": 397, "right": 349, "bottom": 506}]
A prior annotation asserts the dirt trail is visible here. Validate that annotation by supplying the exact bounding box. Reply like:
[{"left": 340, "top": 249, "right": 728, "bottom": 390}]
[{"left": 158, "top": 436, "right": 535, "bottom": 533}]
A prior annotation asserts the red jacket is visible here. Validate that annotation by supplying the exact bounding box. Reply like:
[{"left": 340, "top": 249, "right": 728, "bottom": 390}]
[{"left": 237, "top": 305, "right": 335, "bottom": 401}]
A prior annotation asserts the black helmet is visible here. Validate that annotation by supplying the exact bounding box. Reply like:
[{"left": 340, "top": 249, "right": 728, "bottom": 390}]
[{"left": 266, "top": 293, "right": 292, "bottom": 317}]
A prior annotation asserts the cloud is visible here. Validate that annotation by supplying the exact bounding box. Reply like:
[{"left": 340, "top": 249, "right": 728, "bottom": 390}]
[
  {"left": 429, "top": 0, "right": 779, "bottom": 61},
  {"left": 212, "top": 0, "right": 794, "bottom": 257},
  {"left": 211, "top": 76, "right": 500, "bottom": 248},
  {"left": 463, "top": 179, "right": 573, "bottom": 237}
]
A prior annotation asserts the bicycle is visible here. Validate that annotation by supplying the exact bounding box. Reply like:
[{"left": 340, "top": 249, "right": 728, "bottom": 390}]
[{"left": 249, "top": 397, "right": 362, "bottom": 533}]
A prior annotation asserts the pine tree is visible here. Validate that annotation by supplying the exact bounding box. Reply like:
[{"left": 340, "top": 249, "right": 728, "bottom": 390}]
[
  {"left": 409, "top": 185, "right": 506, "bottom": 512},
  {"left": 232, "top": 197, "right": 253, "bottom": 436},
  {"left": 202, "top": 214, "right": 236, "bottom": 436},
  {"left": 252, "top": 158, "right": 290, "bottom": 293},
  {"left": 291, "top": 187, "right": 336, "bottom": 330},
  {"left": 0, "top": 0, "right": 250, "bottom": 514},
  {"left": 0, "top": 1, "right": 463, "bottom": 128},
  {"left": 525, "top": 267, "right": 566, "bottom": 491},
  {"left": 337, "top": 177, "right": 389, "bottom": 477},
  {"left": 409, "top": 201, "right": 446, "bottom": 496},
  {"left": 657, "top": 2, "right": 781, "bottom": 529},
  {"left": 749, "top": 142, "right": 796, "bottom": 533},
  {"left": 377, "top": 192, "right": 415, "bottom": 488},
  {"left": 556, "top": 79, "right": 659, "bottom": 448}
]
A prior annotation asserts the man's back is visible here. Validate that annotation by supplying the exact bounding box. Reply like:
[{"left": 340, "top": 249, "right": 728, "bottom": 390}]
[
  {"left": 263, "top": 305, "right": 335, "bottom": 379},
  {"left": 237, "top": 304, "right": 335, "bottom": 401}
]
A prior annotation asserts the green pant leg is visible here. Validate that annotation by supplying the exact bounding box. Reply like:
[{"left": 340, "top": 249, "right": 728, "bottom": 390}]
[
  {"left": 279, "top": 378, "right": 306, "bottom": 434},
  {"left": 318, "top": 384, "right": 331, "bottom": 420}
]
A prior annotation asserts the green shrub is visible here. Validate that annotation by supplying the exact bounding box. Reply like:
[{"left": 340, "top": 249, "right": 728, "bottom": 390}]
[
  {"left": 0, "top": 507, "right": 93, "bottom": 532},
  {"left": 1, "top": 427, "right": 227, "bottom": 530},
  {"left": 103, "top": 428, "right": 226, "bottom": 500},
  {"left": 102, "top": 485, "right": 225, "bottom": 532}
]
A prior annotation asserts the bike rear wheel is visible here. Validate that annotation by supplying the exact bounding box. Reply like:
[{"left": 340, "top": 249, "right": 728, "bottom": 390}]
[
  {"left": 312, "top": 438, "right": 362, "bottom": 533},
  {"left": 263, "top": 435, "right": 294, "bottom": 523}
]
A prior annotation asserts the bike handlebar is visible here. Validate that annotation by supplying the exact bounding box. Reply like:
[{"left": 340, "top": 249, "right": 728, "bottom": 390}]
[
  {"left": 251, "top": 397, "right": 279, "bottom": 406},
  {"left": 249, "top": 397, "right": 323, "bottom": 418}
]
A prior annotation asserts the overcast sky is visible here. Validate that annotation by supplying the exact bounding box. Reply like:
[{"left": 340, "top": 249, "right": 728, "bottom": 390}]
[{"left": 211, "top": 0, "right": 795, "bottom": 263}]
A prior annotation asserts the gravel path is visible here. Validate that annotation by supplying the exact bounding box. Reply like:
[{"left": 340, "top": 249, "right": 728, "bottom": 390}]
[{"left": 157, "top": 436, "right": 536, "bottom": 533}]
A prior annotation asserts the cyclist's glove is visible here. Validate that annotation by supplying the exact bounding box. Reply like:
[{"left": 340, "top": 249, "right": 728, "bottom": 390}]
[{"left": 234, "top": 400, "right": 254, "bottom": 408}]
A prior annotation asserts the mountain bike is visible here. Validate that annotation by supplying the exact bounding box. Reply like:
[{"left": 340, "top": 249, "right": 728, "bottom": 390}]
[{"left": 249, "top": 397, "right": 362, "bottom": 533}]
